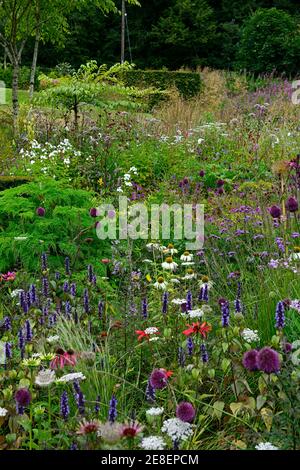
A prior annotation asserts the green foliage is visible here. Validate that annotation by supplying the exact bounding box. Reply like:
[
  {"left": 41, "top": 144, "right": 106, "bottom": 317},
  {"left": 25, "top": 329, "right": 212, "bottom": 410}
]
[
  {"left": 0, "top": 66, "right": 40, "bottom": 90},
  {"left": 0, "top": 179, "right": 108, "bottom": 272},
  {"left": 237, "top": 8, "right": 300, "bottom": 75},
  {"left": 0, "top": 176, "right": 33, "bottom": 191}
]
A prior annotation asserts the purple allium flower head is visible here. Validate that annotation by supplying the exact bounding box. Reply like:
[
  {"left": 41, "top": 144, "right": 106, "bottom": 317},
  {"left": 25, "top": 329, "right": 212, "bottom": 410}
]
[
  {"left": 242, "top": 349, "right": 258, "bottom": 371},
  {"left": 221, "top": 301, "right": 230, "bottom": 327},
  {"left": 142, "top": 298, "right": 148, "bottom": 319},
  {"left": 36, "top": 207, "right": 45, "bottom": 217},
  {"left": 145, "top": 380, "right": 156, "bottom": 403},
  {"left": 65, "top": 257, "right": 71, "bottom": 276},
  {"left": 286, "top": 197, "right": 298, "bottom": 213},
  {"left": 187, "top": 337, "right": 194, "bottom": 356},
  {"left": 176, "top": 402, "right": 196, "bottom": 423},
  {"left": 41, "top": 252, "right": 47, "bottom": 271},
  {"left": 83, "top": 288, "right": 90, "bottom": 314},
  {"left": 201, "top": 343, "right": 209, "bottom": 363},
  {"left": 108, "top": 395, "right": 117, "bottom": 423},
  {"left": 89, "top": 207, "right": 98, "bottom": 217},
  {"left": 217, "top": 179, "right": 225, "bottom": 187},
  {"left": 269, "top": 205, "right": 281, "bottom": 219},
  {"left": 257, "top": 347, "right": 280, "bottom": 374},
  {"left": 282, "top": 342, "right": 292, "bottom": 354},
  {"left": 186, "top": 291, "right": 192, "bottom": 311},
  {"left": 275, "top": 301, "right": 285, "bottom": 329},
  {"left": 15, "top": 388, "right": 31, "bottom": 414},
  {"left": 25, "top": 320, "right": 33, "bottom": 342},
  {"left": 149, "top": 369, "right": 168, "bottom": 390},
  {"left": 60, "top": 391, "right": 70, "bottom": 420},
  {"left": 162, "top": 291, "right": 168, "bottom": 315}
]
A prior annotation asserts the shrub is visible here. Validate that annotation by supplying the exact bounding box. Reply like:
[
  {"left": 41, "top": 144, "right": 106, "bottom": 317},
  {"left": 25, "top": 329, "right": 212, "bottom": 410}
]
[{"left": 237, "top": 8, "right": 300, "bottom": 75}]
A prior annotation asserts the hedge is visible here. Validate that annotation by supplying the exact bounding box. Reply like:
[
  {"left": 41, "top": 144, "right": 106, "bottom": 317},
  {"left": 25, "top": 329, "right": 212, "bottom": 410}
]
[
  {"left": 0, "top": 176, "right": 33, "bottom": 192},
  {"left": 119, "top": 70, "right": 202, "bottom": 100}
]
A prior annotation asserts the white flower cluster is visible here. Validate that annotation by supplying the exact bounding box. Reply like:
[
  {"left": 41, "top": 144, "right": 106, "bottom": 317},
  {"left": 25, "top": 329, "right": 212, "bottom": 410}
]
[
  {"left": 146, "top": 407, "right": 164, "bottom": 416},
  {"left": 187, "top": 309, "right": 204, "bottom": 319},
  {"left": 35, "top": 369, "right": 56, "bottom": 387},
  {"left": 116, "top": 166, "right": 138, "bottom": 193},
  {"left": 241, "top": 328, "right": 260, "bottom": 343},
  {"left": 47, "top": 335, "right": 60, "bottom": 343},
  {"left": 140, "top": 436, "right": 166, "bottom": 450},
  {"left": 56, "top": 372, "right": 86, "bottom": 383},
  {"left": 161, "top": 418, "right": 193, "bottom": 442},
  {"left": 255, "top": 442, "right": 279, "bottom": 450},
  {"left": 144, "top": 327, "right": 159, "bottom": 335},
  {"left": 0, "top": 407, "right": 8, "bottom": 417}
]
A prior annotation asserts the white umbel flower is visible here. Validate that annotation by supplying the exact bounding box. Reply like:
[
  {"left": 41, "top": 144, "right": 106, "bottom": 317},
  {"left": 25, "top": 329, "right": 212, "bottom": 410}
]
[
  {"left": 187, "top": 309, "right": 204, "bottom": 319},
  {"left": 35, "top": 369, "right": 56, "bottom": 387},
  {"left": 56, "top": 372, "right": 86, "bottom": 383},
  {"left": 144, "top": 327, "right": 159, "bottom": 335},
  {"left": 255, "top": 442, "right": 279, "bottom": 450},
  {"left": 180, "top": 252, "right": 193, "bottom": 262},
  {"left": 241, "top": 328, "right": 260, "bottom": 343},
  {"left": 0, "top": 407, "right": 8, "bottom": 417},
  {"left": 161, "top": 418, "right": 193, "bottom": 441},
  {"left": 172, "top": 298, "right": 187, "bottom": 305},
  {"left": 47, "top": 335, "right": 60, "bottom": 343},
  {"left": 146, "top": 407, "right": 164, "bottom": 416},
  {"left": 140, "top": 436, "right": 166, "bottom": 450},
  {"left": 162, "top": 257, "right": 178, "bottom": 271}
]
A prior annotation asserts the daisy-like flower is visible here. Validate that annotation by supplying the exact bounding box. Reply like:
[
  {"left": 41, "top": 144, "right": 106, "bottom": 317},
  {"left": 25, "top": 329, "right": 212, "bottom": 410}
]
[
  {"left": 241, "top": 328, "right": 260, "bottom": 343},
  {"left": 140, "top": 436, "right": 166, "bottom": 450},
  {"left": 162, "top": 257, "right": 178, "bottom": 271},
  {"left": 163, "top": 244, "right": 178, "bottom": 255},
  {"left": 187, "top": 309, "right": 204, "bottom": 319},
  {"left": 182, "top": 269, "right": 197, "bottom": 280},
  {"left": 161, "top": 417, "right": 193, "bottom": 442},
  {"left": 135, "top": 327, "right": 160, "bottom": 342},
  {"left": 120, "top": 421, "right": 144, "bottom": 438},
  {"left": 146, "top": 407, "right": 164, "bottom": 416},
  {"left": 146, "top": 242, "right": 161, "bottom": 251},
  {"left": 56, "top": 372, "right": 86, "bottom": 383},
  {"left": 255, "top": 442, "right": 279, "bottom": 450},
  {"left": 183, "top": 321, "right": 212, "bottom": 338},
  {"left": 0, "top": 407, "right": 8, "bottom": 417},
  {"left": 35, "top": 369, "right": 56, "bottom": 387},
  {"left": 153, "top": 276, "right": 168, "bottom": 290},
  {"left": 180, "top": 251, "right": 193, "bottom": 262},
  {"left": 199, "top": 277, "right": 214, "bottom": 290},
  {"left": 50, "top": 349, "right": 77, "bottom": 369},
  {"left": 77, "top": 419, "right": 100, "bottom": 435}
]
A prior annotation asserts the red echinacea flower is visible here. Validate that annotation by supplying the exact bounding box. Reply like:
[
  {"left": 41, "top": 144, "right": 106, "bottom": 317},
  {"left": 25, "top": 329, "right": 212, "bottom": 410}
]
[{"left": 183, "top": 321, "right": 212, "bottom": 338}]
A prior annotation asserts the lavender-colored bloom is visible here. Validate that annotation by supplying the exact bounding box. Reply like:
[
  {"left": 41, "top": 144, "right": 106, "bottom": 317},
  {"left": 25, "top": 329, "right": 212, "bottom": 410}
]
[
  {"left": 3, "top": 316, "right": 11, "bottom": 331},
  {"left": 275, "top": 301, "right": 285, "bottom": 329},
  {"left": 145, "top": 380, "right": 156, "bottom": 403},
  {"left": 20, "top": 290, "right": 28, "bottom": 313},
  {"left": 199, "top": 284, "right": 209, "bottom": 302},
  {"left": 65, "top": 257, "right": 71, "bottom": 276},
  {"left": 242, "top": 349, "right": 258, "bottom": 371},
  {"left": 234, "top": 298, "right": 242, "bottom": 314},
  {"left": 42, "top": 276, "right": 49, "bottom": 297},
  {"left": 108, "top": 395, "right": 117, "bottom": 423},
  {"left": 77, "top": 391, "right": 85, "bottom": 415},
  {"left": 186, "top": 291, "right": 192, "bottom": 311},
  {"left": 60, "top": 391, "right": 70, "bottom": 420},
  {"left": 275, "top": 237, "right": 285, "bottom": 253},
  {"left": 25, "top": 320, "right": 33, "bottom": 342},
  {"left": 92, "top": 274, "right": 97, "bottom": 285},
  {"left": 70, "top": 443, "right": 78, "bottom": 450},
  {"left": 95, "top": 395, "right": 101, "bottom": 414},
  {"left": 162, "top": 292, "right": 168, "bottom": 315},
  {"left": 29, "top": 284, "right": 37, "bottom": 304},
  {"left": 221, "top": 301, "right": 230, "bottom": 327},
  {"left": 257, "top": 347, "right": 280, "bottom": 374},
  {"left": 55, "top": 271, "right": 61, "bottom": 280},
  {"left": 87, "top": 264, "right": 93, "bottom": 283},
  {"left": 70, "top": 283, "right": 76, "bottom": 297},
  {"left": 237, "top": 282, "right": 241, "bottom": 299},
  {"left": 42, "top": 305, "right": 49, "bottom": 317},
  {"left": 5, "top": 342, "right": 12, "bottom": 360},
  {"left": 36, "top": 207, "right": 45, "bottom": 217},
  {"left": 176, "top": 402, "right": 196, "bottom": 423},
  {"left": 65, "top": 300, "right": 72, "bottom": 318},
  {"left": 142, "top": 298, "right": 148, "bottom": 319},
  {"left": 200, "top": 343, "right": 209, "bottom": 363},
  {"left": 41, "top": 252, "right": 47, "bottom": 271},
  {"left": 83, "top": 289, "right": 90, "bottom": 314},
  {"left": 149, "top": 369, "right": 168, "bottom": 390},
  {"left": 178, "top": 347, "right": 186, "bottom": 367},
  {"left": 187, "top": 337, "right": 194, "bottom": 356},
  {"left": 18, "top": 328, "right": 25, "bottom": 359},
  {"left": 63, "top": 281, "right": 69, "bottom": 293}
]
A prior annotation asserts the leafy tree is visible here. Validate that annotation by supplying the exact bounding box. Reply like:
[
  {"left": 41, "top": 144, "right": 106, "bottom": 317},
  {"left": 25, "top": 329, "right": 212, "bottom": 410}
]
[{"left": 236, "top": 8, "right": 300, "bottom": 74}]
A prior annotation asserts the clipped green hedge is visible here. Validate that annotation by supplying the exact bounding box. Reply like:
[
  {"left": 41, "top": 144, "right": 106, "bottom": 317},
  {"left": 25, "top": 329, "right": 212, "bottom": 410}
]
[
  {"left": 0, "top": 176, "right": 34, "bottom": 191},
  {"left": 120, "top": 70, "right": 202, "bottom": 100}
]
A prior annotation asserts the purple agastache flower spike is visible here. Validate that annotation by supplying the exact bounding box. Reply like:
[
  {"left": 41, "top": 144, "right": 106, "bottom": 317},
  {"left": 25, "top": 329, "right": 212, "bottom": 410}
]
[
  {"left": 186, "top": 291, "right": 192, "bottom": 310},
  {"left": 142, "top": 298, "right": 148, "bottom": 319},
  {"left": 70, "top": 283, "right": 76, "bottom": 297},
  {"left": 55, "top": 271, "right": 61, "bottom": 280},
  {"left": 29, "top": 284, "right": 36, "bottom": 304},
  {"left": 87, "top": 265, "right": 93, "bottom": 283},
  {"left": 83, "top": 289, "right": 90, "bottom": 314},
  {"left": 63, "top": 281, "right": 69, "bottom": 293},
  {"left": 98, "top": 300, "right": 104, "bottom": 319},
  {"left": 187, "top": 337, "right": 194, "bottom": 356},
  {"left": 201, "top": 343, "right": 209, "bottom": 363},
  {"left": 25, "top": 320, "right": 33, "bottom": 342},
  {"left": 65, "top": 300, "right": 72, "bottom": 318},
  {"left": 108, "top": 395, "right": 117, "bottom": 423},
  {"left": 237, "top": 282, "right": 241, "bottom": 299},
  {"left": 92, "top": 274, "right": 97, "bottom": 285},
  {"left": 234, "top": 298, "right": 242, "bottom": 314},
  {"left": 77, "top": 391, "right": 85, "bottom": 415},
  {"left": 95, "top": 395, "right": 101, "bottom": 414},
  {"left": 18, "top": 328, "right": 25, "bottom": 359},
  {"left": 162, "top": 291, "right": 168, "bottom": 314},
  {"left": 275, "top": 301, "right": 285, "bottom": 329},
  {"left": 199, "top": 284, "right": 209, "bottom": 302},
  {"left": 60, "top": 391, "right": 70, "bottom": 421},
  {"left": 41, "top": 252, "right": 47, "bottom": 271},
  {"left": 5, "top": 342, "right": 12, "bottom": 360},
  {"left": 42, "top": 277, "right": 49, "bottom": 297},
  {"left": 145, "top": 380, "right": 156, "bottom": 403},
  {"left": 178, "top": 346, "right": 186, "bottom": 367},
  {"left": 4, "top": 316, "right": 11, "bottom": 331},
  {"left": 221, "top": 300, "right": 230, "bottom": 328},
  {"left": 20, "top": 290, "right": 28, "bottom": 313},
  {"left": 65, "top": 257, "right": 71, "bottom": 276}
]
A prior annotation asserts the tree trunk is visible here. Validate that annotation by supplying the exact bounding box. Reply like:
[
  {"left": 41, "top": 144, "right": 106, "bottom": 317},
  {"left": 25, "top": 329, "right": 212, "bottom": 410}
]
[
  {"left": 12, "top": 61, "right": 19, "bottom": 134},
  {"left": 3, "top": 47, "right": 7, "bottom": 69},
  {"left": 29, "top": 32, "right": 40, "bottom": 100}
]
